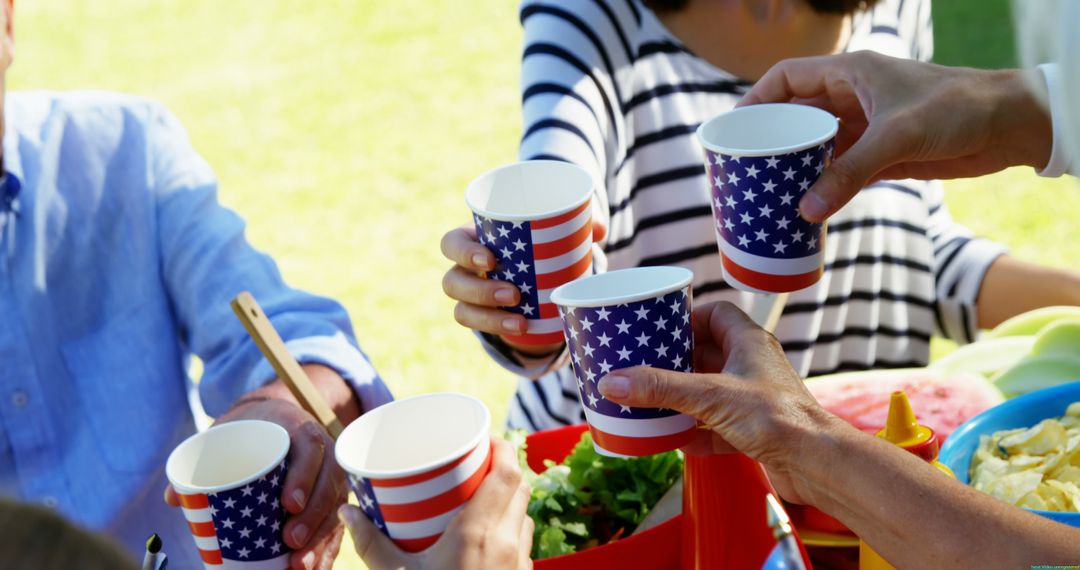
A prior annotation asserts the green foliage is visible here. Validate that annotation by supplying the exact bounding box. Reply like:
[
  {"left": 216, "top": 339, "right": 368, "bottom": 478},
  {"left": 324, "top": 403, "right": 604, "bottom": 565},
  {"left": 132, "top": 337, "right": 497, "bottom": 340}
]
[{"left": 932, "top": 0, "right": 1017, "bottom": 69}]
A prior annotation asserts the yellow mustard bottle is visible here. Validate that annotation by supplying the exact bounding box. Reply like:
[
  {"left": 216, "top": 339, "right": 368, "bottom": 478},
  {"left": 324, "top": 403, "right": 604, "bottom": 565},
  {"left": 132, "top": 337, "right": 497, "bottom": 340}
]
[{"left": 859, "top": 391, "right": 955, "bottom": 570}]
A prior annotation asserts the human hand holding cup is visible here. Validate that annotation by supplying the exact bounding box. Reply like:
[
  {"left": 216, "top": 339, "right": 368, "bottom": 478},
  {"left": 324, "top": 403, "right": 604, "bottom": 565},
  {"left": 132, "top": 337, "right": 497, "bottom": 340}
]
[
  {"left": 697, "top": 103, "right": 838, "bottom": 293},
  {"left": 550, "top": 266, "right": 698, "bottom": 457},
  {"left": 334, "top": 393, "right": 492, "bottom": 553},
  {"left": 166, "top": 420, "right": 292, "bottom": 568},
  {"left": 461, "top": 160, "right": 596, "bottom": 348}
]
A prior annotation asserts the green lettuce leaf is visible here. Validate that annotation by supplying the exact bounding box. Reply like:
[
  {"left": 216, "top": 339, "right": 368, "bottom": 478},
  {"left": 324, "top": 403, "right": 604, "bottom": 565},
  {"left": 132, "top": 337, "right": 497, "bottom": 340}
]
[{"left": 508, "top": 429, "right": 684, "bottom": 560}]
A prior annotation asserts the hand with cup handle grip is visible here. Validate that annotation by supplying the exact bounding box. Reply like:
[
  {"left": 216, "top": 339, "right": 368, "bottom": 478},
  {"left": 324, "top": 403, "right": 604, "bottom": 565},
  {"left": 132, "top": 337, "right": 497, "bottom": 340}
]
[
  {"left": 440, "top": 221, "right": 606, "bottom": 356},
  {"left": 339, "top": 438, "right": 533, "bottom": 570}
]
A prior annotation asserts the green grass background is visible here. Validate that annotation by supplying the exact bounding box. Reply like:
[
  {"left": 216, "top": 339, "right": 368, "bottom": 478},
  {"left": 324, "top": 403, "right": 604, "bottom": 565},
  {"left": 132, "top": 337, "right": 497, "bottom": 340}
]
[{"left": 9, "top": 1, "right": 1077, "bottom": 567}]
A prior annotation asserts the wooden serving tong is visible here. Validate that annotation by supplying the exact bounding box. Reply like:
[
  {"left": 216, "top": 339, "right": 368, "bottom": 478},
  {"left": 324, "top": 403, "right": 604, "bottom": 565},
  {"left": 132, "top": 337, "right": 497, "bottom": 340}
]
[{"left": 230, "top": 291, "right": 344, "bottom": 440}]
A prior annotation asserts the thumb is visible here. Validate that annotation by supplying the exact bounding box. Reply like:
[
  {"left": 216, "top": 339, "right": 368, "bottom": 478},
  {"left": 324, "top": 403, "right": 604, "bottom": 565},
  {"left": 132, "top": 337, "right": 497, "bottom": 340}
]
[
  {"left": 798, "top": 123, "right": 901, "bottom": 223},
  {"left": 597, "top": 366, "right": 720, "bottom": 420},
  {"left": 339, "top": 505, "right": 405, "bottom": 570}
]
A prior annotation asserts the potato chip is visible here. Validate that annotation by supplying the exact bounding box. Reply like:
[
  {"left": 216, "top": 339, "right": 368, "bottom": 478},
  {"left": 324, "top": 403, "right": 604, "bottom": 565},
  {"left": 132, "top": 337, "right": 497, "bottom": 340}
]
[
  {"left": 987, "top": 471, "right": 1042, "bottom": 504},
  {"left": 999, "top": 419, "right": 1067, "bottom": 455},
  {"left": 968, "top": 400, "right": 1080, "bottom": 513},
  {"left": 1018, "top": 491, "right": 1048, "bottom": 510},
  {"left": 1054, "top": 465, "right": 1080, "bottom": 485}
]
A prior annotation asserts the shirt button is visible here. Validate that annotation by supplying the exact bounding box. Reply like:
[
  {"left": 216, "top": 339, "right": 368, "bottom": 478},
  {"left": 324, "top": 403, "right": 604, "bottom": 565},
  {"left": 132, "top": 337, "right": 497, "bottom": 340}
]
[
  {"left": 10, "top": 390, "right": 27, "bottom": 408},
  {"left": 42, "top": 496, "right": 58, "bottom": 508}
]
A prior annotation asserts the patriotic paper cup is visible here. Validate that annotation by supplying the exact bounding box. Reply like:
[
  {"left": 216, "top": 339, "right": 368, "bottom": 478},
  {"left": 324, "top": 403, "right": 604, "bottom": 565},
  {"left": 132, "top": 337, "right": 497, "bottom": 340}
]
[
  {"left": 697, "top": 104, "right": 838, "bottom": 293},
  {"left": 550, "top": 266, "right": 698, "bottom": 457},
  {"left": 166, "top": 420, "right": 291, "bottom": 569},
  {"left": 466, "top": 160, "right": 595, "bottom": 346},
  {"left": 335, "top": 393, "right": 492, "bottom": 553}
]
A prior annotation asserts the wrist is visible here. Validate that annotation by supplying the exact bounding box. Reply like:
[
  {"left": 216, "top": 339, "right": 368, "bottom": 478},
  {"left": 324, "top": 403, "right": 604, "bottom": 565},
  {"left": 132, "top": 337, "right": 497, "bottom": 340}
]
[
  {"left": 781, "top": 406, "right": 858, "bottom": 509},
  {"left": 990, "top": 68, "right": 1053, "bottom": 170}
]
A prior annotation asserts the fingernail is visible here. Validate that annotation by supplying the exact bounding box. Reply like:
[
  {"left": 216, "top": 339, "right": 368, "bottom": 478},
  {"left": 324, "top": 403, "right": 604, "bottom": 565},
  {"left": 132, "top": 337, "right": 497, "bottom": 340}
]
[
  {"left": 472, "top": 253, "right": 488, "bottom": 268},
  {"left": 337, "top": 505, "right": 351, "bottom": 525},
  {"left": 502, "top": 318, "right": 522, "bottom": 333},
  {"left": 292, "top": 488, "right": 306, "bottom": 510},
  {"left": 301, "top": 550, "right": 316, "bottom": 570},
  {"left": 494, "top": 288, "right": 515, "bottom": 304},
  {"left": 599, "top": 375, "right": 630, "bottom": 399},
  {"left": 292, "top": 522, "right": 310, "bottom": 545},
  {"left": 799, "top": 192, "right": 828, "bottom": 222}
]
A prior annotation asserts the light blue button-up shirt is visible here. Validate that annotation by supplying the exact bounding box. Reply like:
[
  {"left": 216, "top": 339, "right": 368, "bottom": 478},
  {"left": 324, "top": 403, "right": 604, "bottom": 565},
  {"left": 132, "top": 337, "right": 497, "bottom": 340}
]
[{"left": 0, "top": 91, "right": 393, "bottom": 565}]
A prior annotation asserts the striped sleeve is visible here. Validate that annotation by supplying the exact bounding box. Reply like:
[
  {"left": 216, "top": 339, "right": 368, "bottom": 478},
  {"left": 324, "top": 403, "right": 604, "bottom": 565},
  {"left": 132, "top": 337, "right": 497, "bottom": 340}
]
[
  {"left": 907, "top": 0, "right": 934, "bottom": 63},
  {"left": 474, "top": 0, "right": 632, "bottom": 377},
  {"left": 923, "top": 181, "right": 1007, "bottom": 343},
  {"left": 519, "top": 0, "right": 635, "bottom": 217}
]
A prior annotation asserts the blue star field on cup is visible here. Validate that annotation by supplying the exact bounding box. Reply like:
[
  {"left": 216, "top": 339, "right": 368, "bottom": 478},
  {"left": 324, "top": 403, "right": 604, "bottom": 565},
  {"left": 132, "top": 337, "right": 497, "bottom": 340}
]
[
  {"left": 206, "top": 460, "right": 289, "bottom": 563},
  {"left": 560, "top": 288, "right": 692, "bottom": 420},
  {"left": 705, "top": 141, "right": 833, "bottom": 259},
  {"left": 348, "top": 475, "right": 388, "bottom": 536},
  {"left": 474, "top": 214, "right": 540, "bottom": 318},
  {"left": 472, "top": 202, "right": 593, "bottom": 343}
]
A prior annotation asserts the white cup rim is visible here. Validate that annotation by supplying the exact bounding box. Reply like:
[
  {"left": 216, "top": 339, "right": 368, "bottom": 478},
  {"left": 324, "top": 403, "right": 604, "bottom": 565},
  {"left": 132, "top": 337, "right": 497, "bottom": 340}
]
[
  {"left": 465, "top": 160, "right": 594, "bottom": 222},
  {"left": 550, "top": 266, "right": 694, "bottom": 308},
  {"left": 335, "top": 392, "right": 491, "bottom": 479},
  {"left": 697, "top": 103, "right": 838, "bottom": 157},
  {"left": 165, "top": 420, "right": 290, "bottom": 495}
]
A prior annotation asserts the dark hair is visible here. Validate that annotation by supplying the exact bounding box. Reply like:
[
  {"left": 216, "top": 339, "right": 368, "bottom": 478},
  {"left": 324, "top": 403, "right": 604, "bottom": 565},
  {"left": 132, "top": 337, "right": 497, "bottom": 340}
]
[
  {"left": 0, "top": 498, "right": 138, "bottom": 570},
  {"left": 643, "top": 0, "right": 880, "bottom": 15}
]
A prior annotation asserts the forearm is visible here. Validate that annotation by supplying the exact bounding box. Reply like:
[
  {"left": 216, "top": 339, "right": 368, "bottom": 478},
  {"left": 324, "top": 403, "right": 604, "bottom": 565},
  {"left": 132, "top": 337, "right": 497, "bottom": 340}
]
[
  {"left": 976, "top": 255, "right": 1080, "bottom": 329},
  {"left": 790, "top": 416, "right": 1080, "bottom": 568},
  {"left": 235, "top": 363, "right": 363, "bottom": 425}
]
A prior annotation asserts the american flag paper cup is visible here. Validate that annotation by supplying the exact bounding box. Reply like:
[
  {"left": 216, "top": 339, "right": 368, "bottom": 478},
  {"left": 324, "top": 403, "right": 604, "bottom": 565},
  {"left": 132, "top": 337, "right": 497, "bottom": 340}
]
[
  {"left": 335, "top": 393, "right": 492, "bottom": 553},
  {"left": 466, "top": 160, "right": 595, "bottom": 346},
  {"left": 166, "top": 420, "right": 292, "bottom": 569},
  {"left": 550, "top": 266, "right": 698, "bottom": 457},
  {"left": 697, "top": 104, "right": 838, "bottom": 293}
]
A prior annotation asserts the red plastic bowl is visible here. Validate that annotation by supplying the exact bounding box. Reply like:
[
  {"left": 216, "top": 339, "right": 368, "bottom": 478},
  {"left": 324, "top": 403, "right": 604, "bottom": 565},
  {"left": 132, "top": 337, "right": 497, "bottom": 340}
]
[{"left": 525, "top": 425, "right": 811, "bottom": 569}]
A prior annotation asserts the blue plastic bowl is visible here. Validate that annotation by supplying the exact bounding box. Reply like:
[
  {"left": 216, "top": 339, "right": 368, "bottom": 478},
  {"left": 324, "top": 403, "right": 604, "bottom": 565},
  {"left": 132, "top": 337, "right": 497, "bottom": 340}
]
[{"left": 939, "top": 380, "right": 1080, "bottom": 527}]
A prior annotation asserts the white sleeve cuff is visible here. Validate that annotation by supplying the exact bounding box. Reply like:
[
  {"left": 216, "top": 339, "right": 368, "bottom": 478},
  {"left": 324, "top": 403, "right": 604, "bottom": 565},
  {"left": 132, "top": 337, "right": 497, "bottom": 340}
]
[
  {"left": 246, "top": 332, "right": 394, "bottom": 413},
  {"left": 1036, "top": 63, "right": 1073, "bottom": 177}
]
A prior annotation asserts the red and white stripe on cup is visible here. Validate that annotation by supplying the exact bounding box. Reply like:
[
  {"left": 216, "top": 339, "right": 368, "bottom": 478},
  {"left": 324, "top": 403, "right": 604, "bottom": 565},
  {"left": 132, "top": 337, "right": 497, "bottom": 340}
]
[
  {"left": 716, "top": 237, "right": 824, "bottom": 294},
  {"left": 179, "top": 492, "right": 226, "bottom": 566},
  {"left": 583, "top": 408, "right": 698, "bottom": 457},
  {"left": 350, "top": 439, "right": 493, "bottom": 552}
]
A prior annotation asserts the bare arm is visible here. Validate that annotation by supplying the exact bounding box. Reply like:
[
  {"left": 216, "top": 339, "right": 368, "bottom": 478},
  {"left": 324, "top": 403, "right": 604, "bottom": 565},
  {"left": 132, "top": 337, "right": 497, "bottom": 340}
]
[
  {"left": 976, "top": 255, "right": 1080, "bottom": 329},
  {"left": 796, "top": 414, "right": 1080, "bottom": 568},
  {"left": 596, "top": 302, "right": 1080, "bottom": 568}
]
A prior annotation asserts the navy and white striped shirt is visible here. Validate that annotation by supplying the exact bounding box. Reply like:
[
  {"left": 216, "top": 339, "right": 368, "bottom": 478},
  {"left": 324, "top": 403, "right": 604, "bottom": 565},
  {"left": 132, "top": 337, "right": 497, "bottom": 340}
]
[{"left": 486, "top": 0, "right": 1006, "bottom": 431}]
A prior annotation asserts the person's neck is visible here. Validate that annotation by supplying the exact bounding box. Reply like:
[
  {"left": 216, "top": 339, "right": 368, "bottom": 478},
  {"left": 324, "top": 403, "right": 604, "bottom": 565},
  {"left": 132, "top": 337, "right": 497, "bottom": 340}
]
[{"left": 655, "top": 0, "right": 851, "bottom": 82}]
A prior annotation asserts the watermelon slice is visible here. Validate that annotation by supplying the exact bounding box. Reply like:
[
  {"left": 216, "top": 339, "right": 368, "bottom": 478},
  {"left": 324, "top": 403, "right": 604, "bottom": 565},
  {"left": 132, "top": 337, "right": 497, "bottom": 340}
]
[{"left": 805, "top": 368, "right": 1004, "bottom": 439}]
